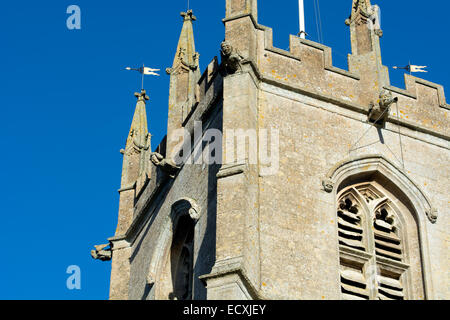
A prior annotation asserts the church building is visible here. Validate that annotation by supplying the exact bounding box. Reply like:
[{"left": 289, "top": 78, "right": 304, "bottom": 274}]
[{"left": 92, "top": 0, "right": 449, "bottom": 300}]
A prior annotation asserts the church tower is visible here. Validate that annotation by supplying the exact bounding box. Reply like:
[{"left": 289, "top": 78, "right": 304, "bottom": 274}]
[{"left": 93, "top": 0, "right": 449, "bottom": 300}]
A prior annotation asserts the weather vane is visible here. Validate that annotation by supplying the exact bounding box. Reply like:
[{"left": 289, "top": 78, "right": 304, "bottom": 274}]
[
  {"left": 393, "top": 62, "right": 428, "bottom": 75},
  {"left": 125, "top": 64, "right": 160, "bottom": 90}
]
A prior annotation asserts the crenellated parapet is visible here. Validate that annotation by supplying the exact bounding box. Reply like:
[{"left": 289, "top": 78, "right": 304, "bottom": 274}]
[{"left": 253, "top": 23, "right": 449, "bottom": 139}]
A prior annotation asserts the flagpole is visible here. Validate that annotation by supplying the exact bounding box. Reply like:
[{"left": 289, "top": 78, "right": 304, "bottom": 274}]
[{"left": 299, "top": 0, "right": 306, "bottom": 39}]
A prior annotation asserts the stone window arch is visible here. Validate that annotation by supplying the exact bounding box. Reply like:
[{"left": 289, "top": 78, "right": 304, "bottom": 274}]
[
  {"left": 337, "top": 182, "right": 416, "bottom": 300},
  {"left": 323, "top": 154, "right": 436, "bottom": 299}
]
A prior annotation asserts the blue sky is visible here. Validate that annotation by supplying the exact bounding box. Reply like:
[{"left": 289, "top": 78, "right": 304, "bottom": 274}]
[{"left": 0, "top": 1, "right": 448, "bottom": 300}]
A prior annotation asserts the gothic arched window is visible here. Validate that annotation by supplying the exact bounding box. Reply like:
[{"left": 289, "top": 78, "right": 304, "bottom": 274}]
[
  {"left": 152, "top": 198, "right": 199, "bottom": 300},
  {"left": 170, "top": 214, "right": 195, "bottom": 300},
  {"left": 337, "top": 182, "right": 424, "bottom": 300}
]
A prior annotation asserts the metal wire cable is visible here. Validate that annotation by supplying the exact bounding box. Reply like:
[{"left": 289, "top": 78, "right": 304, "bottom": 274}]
[{"left": 313, "top": 0, "right": 324, "bottom": 43}]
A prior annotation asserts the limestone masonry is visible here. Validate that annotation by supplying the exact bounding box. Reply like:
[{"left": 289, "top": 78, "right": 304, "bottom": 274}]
[{"left": 92, "top": 0, "right": 449, "bottom": 300}]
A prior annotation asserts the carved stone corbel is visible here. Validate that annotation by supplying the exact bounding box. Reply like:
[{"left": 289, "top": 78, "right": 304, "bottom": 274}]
[
  {"left": 91, "top": 244, "right": 112, "bottom": 261},
  {"left": 425, "top": 208, "right": 438, "bottom": 224},
  {"left": 322, "top": 178, "right": 334, "bottom": 193},
  {"left": 374, "top": 29, "right": 383, "bottom": 37}
]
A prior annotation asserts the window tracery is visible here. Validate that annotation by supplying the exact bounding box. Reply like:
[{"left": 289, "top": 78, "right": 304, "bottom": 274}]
[{"left": 337, "top": 183, "right": 412, "bottom": 300}]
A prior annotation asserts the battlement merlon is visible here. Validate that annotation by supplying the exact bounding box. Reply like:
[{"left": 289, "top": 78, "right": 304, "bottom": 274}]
[{"left": 222, "top": 0, "right": 449, "bottom": 140}]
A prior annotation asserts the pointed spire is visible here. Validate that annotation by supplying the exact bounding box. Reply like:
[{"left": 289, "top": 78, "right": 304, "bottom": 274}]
[
  {"left": 115, "top": 89, "right": 152, "bottom": 235},
  {"left": 166, "top": 9, "right": 201, "bottom": 160},
  {"left": 167, "top": 10, "right": 200, "bottom": 75},
  {"left": 121, "top": 89, "right": 151, "bottom": 188}
]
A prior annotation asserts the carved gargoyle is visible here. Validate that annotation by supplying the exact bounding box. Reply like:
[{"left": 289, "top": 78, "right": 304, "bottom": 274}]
[
  {"left": 91, "top": 244, "right": 112, "bottom": 261},
  {"left": 220, "top": 41, "right": 245, "bottom": 75},
  {"left": 151, "top": 152, "right": 180, "bottom": 177},
  {"left": 368, "top": 89, "right": 398, "bottom": 125}
]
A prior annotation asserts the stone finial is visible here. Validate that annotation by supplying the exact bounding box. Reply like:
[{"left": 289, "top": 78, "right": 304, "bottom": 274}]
[
  {"left": 181, "top": 10, "right": 196, "bottom": 21},
  {"left": 134, "top": 89, "right": 150, "bottom": 102}
]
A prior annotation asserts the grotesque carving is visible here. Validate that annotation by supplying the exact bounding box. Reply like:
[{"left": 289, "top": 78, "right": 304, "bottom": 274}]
[
  {"left": 151, "top": 152, "right": 180, "bottom": 177},
  {"left": 220, "top": 41, "right": 245, "bottom": 75},
  {"left": 368, "top": 89, "right": 398, "bottom": 125},
  {"left": 91, "top": 244, "right": 112, "bottom": 261}
]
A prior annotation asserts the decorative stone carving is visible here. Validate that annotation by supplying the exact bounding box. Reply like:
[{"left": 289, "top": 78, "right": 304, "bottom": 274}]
[
  {"left": 220, "top": 41, "right": 245, "bottom": 75},
  {"left": 368, "top": 89, "right": 398, "bottom": 125},
  {"left": 179, "top": 48, "right": 200, "bottom": 71},
  {"left": 150, "top": 152, "right": 180, "bottom": 177},
  {"left": 346, "top": 0, "right": 382, "bottom": 35},
  {"left": 354, "top": 0, "right": 369, "bottom": 14},
  {"left": 166, "top": 67, "right": 174, "bottom": 75},
  {"left": 374, "top": 29, "right": 383, "bottom": 37},
  {"left": 425, "top": 208, "right": 438, "bottom": 224},
  {"left": 346, "top": 0, "right": 371, "bottom": 26},
  {"left": 322, "top": 178, "right": 334, "bottom": 193},
  {"left": 91, "top": 244, "right": 112, "bottom": 261}
]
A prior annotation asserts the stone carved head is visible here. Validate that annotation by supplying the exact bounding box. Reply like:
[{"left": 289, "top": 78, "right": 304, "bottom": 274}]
[
  {"left": 221, "top": 41, "right": 233, "bottom": 56},
  {"left": 379, "top": 89, "right": 398, "bottom": 109}
]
